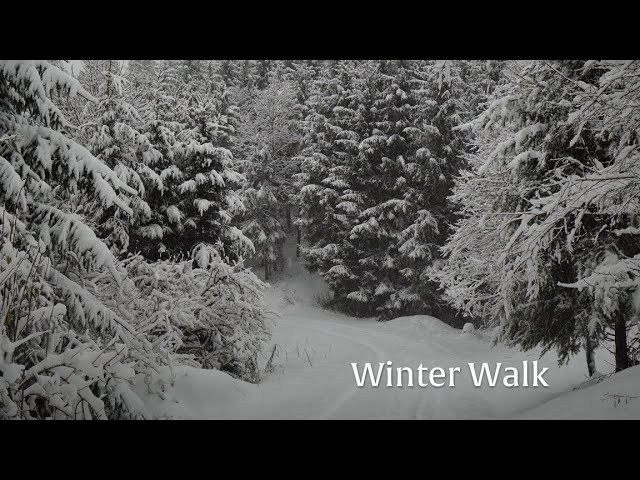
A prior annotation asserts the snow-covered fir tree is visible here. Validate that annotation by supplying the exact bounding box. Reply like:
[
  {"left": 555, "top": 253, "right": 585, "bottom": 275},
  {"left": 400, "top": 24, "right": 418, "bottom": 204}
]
[
  {"left": 296, "top": 60, "right": 371, "bottom": 306},
  {"left": 216, "top": 60, "right": 241, "bottom": 88},
  {"left": 123, "top": 60, "right": 189, "bottom": 258},
  {"left": 457, "top": 60, "right": 506, "bottom": 121},
  {"left": 73, "top": 60, "right": 163, "bottom": 256},
  {"left": 0, "top": 60, "right": 167, "bottom": 419},
  {"left": 297, "top": 60, "right": 469, "bottom": 319},
  {"left": 171, "top": 61, "right": 253, "bottom": 262},
  {"left": 437, "top": 60, "right": 640, "bottom": 373}
]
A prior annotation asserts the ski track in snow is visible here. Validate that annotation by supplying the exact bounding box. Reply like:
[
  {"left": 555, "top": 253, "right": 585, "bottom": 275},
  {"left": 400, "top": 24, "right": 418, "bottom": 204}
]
[
  {"left": 298, "top": 322, "right": 386, "bottom": 420},
  {"left": 241, "top": 278, "right": 596, "bottom": 419},
  {"left": 142, "top": 244, "right": 617, "bottom": 420}
]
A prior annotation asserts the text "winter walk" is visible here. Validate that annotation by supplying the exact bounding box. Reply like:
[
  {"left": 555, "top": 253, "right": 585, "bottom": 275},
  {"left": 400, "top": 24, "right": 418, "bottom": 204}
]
[{"left": 351, "top": 361, "right": 550, "bottom": 388}]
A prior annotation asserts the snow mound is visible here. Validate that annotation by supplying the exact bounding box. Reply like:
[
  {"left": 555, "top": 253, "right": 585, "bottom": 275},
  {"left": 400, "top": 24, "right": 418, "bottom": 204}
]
[
  {"left": 462, "top": 322, "right": 476, "bottom": 334},
  {"left": 136, "top": 366, "right": 255, "bottom": 419},
  {"left": 383, "top": 315, "right": 457, "bottom": 340},
  {"left": 518, "top": 364, "right": 640, "bottom": 420}
]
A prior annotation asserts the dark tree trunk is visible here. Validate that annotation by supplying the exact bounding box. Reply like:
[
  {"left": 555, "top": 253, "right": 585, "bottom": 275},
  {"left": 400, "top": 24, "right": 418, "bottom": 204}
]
[
  {"left": 585, "top": 334, "right": 596, "bottom": 377},
  {"left": 614, "top": 311, "right": 629, "bottom": 372},
  {"left": 296, "top": 227, "right": 301, "bottom": 258},
  {"left": 276, "top": 242, "right": 284, "bottom": 273},
  {"left": 287, "top": 205, "right": 292, "bottom": 230}
]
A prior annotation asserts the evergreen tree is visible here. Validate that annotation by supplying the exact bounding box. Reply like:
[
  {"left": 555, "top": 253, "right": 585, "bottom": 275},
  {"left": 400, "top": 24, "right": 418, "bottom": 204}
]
[
  {"left": 125, "top": 60, "right": 188, "bottom": 258},
  {"left": 0, "top": 60, "right": 164, "bottom": 419},
  {"left": 75, "top": 60, "right": 163, "bottom": 256},
  {"left": 297, "top": 60, "right": 469, "bottom": 319},
  {"left": 457, "top": 60, "right": 506, "bottom": 121},
  {"left": 437, "top": 60, "right": 640, "bottom": 372},
  {"left": 296, "top": 61, "right": 370, "bottom": 302},
  {"left": 217, "top": 60, "right": 240, "bottom": 88},
  {"left": 171, "top": 63, "right": 252, "bottom": 262},
  {"left": 237, "top": 60, "right": 258, "bottom": 89},
  {"left": 255, "top": 60, "right": 273, "bottom": 89}
]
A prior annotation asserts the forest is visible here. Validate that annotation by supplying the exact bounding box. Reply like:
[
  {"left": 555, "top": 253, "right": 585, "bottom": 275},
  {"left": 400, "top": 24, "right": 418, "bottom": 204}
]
[{"left": 1, "top": 59, "right": 639, "bottom": 419}]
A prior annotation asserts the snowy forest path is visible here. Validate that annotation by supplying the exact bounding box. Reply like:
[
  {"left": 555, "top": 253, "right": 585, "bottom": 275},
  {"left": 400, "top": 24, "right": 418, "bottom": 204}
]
[
  {"left": 140, "top": 251, "right": 600, "bottom": 420},
  {"left": 249, "top": 258, "right": 592, "bottom": 420}
]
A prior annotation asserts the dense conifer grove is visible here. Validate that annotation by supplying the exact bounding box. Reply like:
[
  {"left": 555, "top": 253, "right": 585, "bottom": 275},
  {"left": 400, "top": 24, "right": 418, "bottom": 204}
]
[{"left": 2, "top": 59, "right": 639, "bottom": 419}]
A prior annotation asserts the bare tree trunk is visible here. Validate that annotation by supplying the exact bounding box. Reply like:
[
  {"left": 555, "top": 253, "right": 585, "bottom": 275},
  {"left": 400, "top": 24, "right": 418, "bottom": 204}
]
[
  {"left": 264, "top": 260, "right": 269, "bottom": 281},
  {"left": 276, "top": 241, "right": 284, "bottom": 273},
  {"left": 614, "top": 311, "right": 629, "bottom": 372},
  {"left": 585, "top": 334, "right": 596, "bottom": 377},
  {"left": 296, "top": 227, "right": 301, "bottom": 258}
]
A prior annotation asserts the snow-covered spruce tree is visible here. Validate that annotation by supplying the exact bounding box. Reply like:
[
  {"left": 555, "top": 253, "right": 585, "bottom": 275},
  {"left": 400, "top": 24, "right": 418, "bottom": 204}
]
[
  {"left": 122, "top": 60, "right": 192, "bottom": 259},
  {"left": 456, "top": 60, "right": 506, "bottom": 121},
  {"left": 381, "top": 60, "right": 470, "bottom": 322},
  {"left": 105, "top": 62, "right": 272, "bottom": 381},
  {"left": 216, "top": 60, "right": 241, "bottom": 88},
  {"left": 298, "top": 60, "right": 469, "bottom": 320},
  {"left": 296, "top": 60, "right": 373, "bottom": 309},
  {"left": 0, "top": 60, "right": 166, "bottom": 419},
  {"left": 237, "top": 60, "right": 258, "bottom": 89},
  {"left": 437, "top": 60, "right": 640, "bottom": 373},
  {"left": 254, "top": 60, "right": 274, "bottom": 89},
  {"left": 237, "top": 147, "right": 286, "bottom": 278},
  {"left": 234, "top": 77, "right": 301, "bottom": 278},
  {"left": 73, "top": 60, "right": 163, "bottom": 256},
  {"left": 170, "top": 64, "right": 253, "bottom": 263},
  {"left": 344, "top": 60, "right": 469, "bottom": 319},
  {"left": 127, "top": 60, "right": 158, "bottom": 92},
  {"left": 279, "top": 61, "right": 323, "bottom": 109}
]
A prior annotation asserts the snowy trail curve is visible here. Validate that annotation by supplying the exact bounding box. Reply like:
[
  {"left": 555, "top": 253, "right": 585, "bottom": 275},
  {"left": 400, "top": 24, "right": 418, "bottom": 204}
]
[{"left": 138, "top": 265, "right": 598, "bottom": 420}]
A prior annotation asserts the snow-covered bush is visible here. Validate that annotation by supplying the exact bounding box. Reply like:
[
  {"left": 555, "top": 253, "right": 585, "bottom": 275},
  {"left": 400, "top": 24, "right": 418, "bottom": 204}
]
[
  {"left": 122, "top": 244, "right": 273, "bottom": 383},
  {"left": 0, "top": 231, "right": 158, "bottom": 419}
]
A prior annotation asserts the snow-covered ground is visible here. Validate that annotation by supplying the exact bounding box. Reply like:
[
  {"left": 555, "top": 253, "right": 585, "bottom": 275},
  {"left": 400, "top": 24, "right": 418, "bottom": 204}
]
[
  {"left": 136, "top": 239, "right": 640, "bottom": 420},
  {"left": 516, "top": 365, "right": 640, "bottom": 419}
]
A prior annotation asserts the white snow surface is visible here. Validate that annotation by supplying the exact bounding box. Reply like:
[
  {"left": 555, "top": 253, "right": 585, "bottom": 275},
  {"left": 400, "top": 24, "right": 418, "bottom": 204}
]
[
  {"left": 516, "top": 366, "right": 640, "bottom": 420},
  {"left": 136, "top": 236, "right": 640, "bottom": 420}
]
